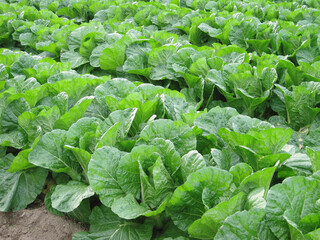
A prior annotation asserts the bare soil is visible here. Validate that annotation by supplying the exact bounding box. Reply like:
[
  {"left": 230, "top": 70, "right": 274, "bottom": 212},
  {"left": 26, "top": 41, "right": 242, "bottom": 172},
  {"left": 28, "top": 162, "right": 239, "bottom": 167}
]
[{"left": 0, "top": 199, "right": 87, "bottom": 240}]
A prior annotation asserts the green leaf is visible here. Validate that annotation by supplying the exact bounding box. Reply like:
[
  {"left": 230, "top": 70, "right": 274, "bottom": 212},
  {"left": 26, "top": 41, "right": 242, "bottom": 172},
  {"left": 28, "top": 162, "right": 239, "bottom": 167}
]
[
  {"left": 61, "top": 50, "right": 89, "bottom": 69},
  {"left": 64, "top": 145, "right": 91, "bottom": 176},
  {"left": 160, "top": 95, "right": 195, "bottom": 122},
  {"left": 95, "top": 78, "right": 135, "bottom": 104},
  {"left": 194, "top": 106, "right": 238, "bottom": 136},
  {"left": 111, "top": 194, "right": 151, "bottom": 219},
  {"left": 229, "top": 163, "right": 253, "bottom": 187},
  {"left": 229, "top": 21, "right": 257, "bottom": 49},
  {"left": 140, "top": 119, "right": 196, "bottom": 155},
  {"left": 0, "top": 130, "right": 27, "bottom": 149},
  {"left": 19, "top": 106, "right": 61, "bottom": 143},
  {"left": 278, "top": 153, "right": 312, "bottom": 178},
  {"left": 9, "top": 148, "right": 34, "bottom": 172},
  {"left": 167, "top": 167, "right": 233, "bottom": 231},
  {"left": 198, "top": 23, "right": 223, "bottom": 38},
  {"left": 139, "top": 160, "right": 156, "bottom": 208},
  {"left": 211, "top": 148, "right": 241, "bottom": 171},
  {"left": 266, "top": 176, "right": 320, "bottom": 240},
  {"left": 117, "top": 145, "right": 158, "bottom": 199},
  {"left": 149, "top": 138, "right": 181, "bottom": 178},
  {"left": 95, "top": 122, "right": 121, "bottom": 149},
  {"left": 54, "top": 97, "right": 93, "bottom": 130},
  {"left": 99, "top": 41, "right": 126, "bottom": 71},
  {"left": 66, "top": 117, "right": 103, "bottom": 148},
  {"left": 215, "top": 208, "right": 275, "bottom": 240},
  {"left": 104, "top": 108, "right": 137, "bottom": 139},
  {"left": 0, "top": 154, "right": 48, "bottom": 212},
  {"left": 180, "top": 150, "right": 206, "bottom": 182},
  {"left": 306, "top": 147, "right": 320, "bottom": 173},
  {"left": 227, "top": 115, "right": 269, "bottom": 134},
  {"left": 1, "top": 98, "right": 30, "bottom": 131},
  {"left": 123, "top": 54, "right": 151, "bottom": 77},
  {"left": 188, "top": 192, "right": 245, "bottom": 239},
  {"left": 51, "top": 180, "right": 94, "bottom": 212},
  {"left": 245, "top": 187, "right": 267, "bottom": 210},
  {"left": 88, "top": 146, "right": 126, "bottom": 207},
  {"left": 239, "top": 166, "right": 277, "bottom": 197},
  {"left": 29, "top": 129, "right": 81, "bottom": 180},
  {"left": 248, "top": 128, "right": 293, "bottom": 154},
  {"left": 148, "top": 45, "right": 176, "bottom": 80},
  {"left": 276, "top": 85, "right": 320, "bottom": 130},
  {"left": 83, "top": 205, "right": 154, "bottom": 240},
  {"left": 305, "top": 228, "right": 320, "bottom": 240}
]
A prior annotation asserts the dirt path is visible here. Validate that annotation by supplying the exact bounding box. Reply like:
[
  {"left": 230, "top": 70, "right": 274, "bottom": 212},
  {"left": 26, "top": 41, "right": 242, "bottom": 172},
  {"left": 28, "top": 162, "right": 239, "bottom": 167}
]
[{"left": 0, "top": 199, "right": 87, "bottom": 240}]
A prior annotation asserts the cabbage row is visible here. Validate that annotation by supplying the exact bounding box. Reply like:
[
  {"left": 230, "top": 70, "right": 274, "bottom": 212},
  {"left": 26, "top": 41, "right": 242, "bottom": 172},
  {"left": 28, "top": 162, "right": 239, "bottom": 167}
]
[{"left": 1, "top": 0, "right": 320, "bottom": 239}]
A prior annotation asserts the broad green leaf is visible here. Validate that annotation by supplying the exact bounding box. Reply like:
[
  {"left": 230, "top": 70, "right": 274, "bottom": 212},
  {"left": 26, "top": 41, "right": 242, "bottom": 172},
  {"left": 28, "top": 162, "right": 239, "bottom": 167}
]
[
  {"left": 227, "top": 115, "right": 269, "bottom": 134},
  {"left": 54, "top": 97, "right": 93, "bottom": 130},
  {"left": 88, "top": 146, "right": 126, "bottom": 207},
  {"left": 188, "top": 192, "right": 245, "bottom": 239},
  {"left": 123, "top": 54, "right": 151, "bottom": 77},
  {"left": 139, "top": 160, "right": 156, "bottom": 208},
  {"left": 305, "top": 228, "right": 320, "bottom": 240},
  {"left": 229, "top": 163, "right": 253, "bottom": 187},
  {"left": 219, "top": 128, "right": 270, "bottom": 156},
  {"left": 66, "top": 117, "right": 103, "bottom": 148},
  {"left": 160, "top": 95, "right": 195, "bottom": 122},
  {"left": 149, "top": 138, "right": 181, "bottom": 178},
  {"left": 0, "top": 130, "right": 27, "bottom": 149},
  {"left": 83, "top": 205, "right": 154, "bottom": 240},
  {"left": 51, "top": 180, "right": 94, "bottom": 212},
  {"left": 94, "top": 78, "right": 135, "bottom": 104},
  {"left": 198, "top": 23, "right": 223, "bottom": 38},
  {"left": 266, "top": 176, "right": 320, "bottom": 240},
  {"left": 79, "top": 132, "right": 97, "bottom": 153},
  {"left": 236, "top": 88, "right": 269, "bottom": 116},
  {"left": 99, "top": 41, "right": 126, "bottom": 71},
  {"left": 64, "top": 145, "right": 91, "bottom": 176},
  {"left": 306, "top": 147, "right": 320, "bottom": 173},
  {"left": 9, "top": 148, "right": 34, "bottom": 172},
  {"left": 19, "top": 106, "right": 61, "bottom": 143},
  {"left": 111, "top": 194, "right": 151, "bottom": 219},
  {"left": 215, "top": 208, "right": 275, "bottom": 240},
  {"left": 44, "top": 185, "right": 64, "bottom": 217},
  {"left": 140, "top": 119, "right": 196, "bottom": 155},
  {"left": 61, "top": 50, "right": 89, "bottom": 69},
  {"left": 239, "top": 166, "right": 277, "bottom": 197},
  {"left": 278, "top": 153, "right": 312, "bottom": 178},
  {"left": 148, "top": 45, "right": 176, "bottom": 80},
  {"left": 29, "top": 129, "right": 81, "bottom": 180},
  {"left": 248, "top": 128, "right": 293, "bottom": 154},
  {"left": 167, "top": 167, "right": 233, "bottom": 231},
  {"left": 194, "top": 106, "right": 238, "bottom": 136},
  {"left": 284, "top": 214, "right": 306, "bottom": 240},
  {"left": 1, "top": 98, "right": 30, "bottom": 131},
  {"left": 0, "top": 154, "right": 48, "bottom": 212},
  {"left": 180, "top": 150, "right": 206, "bottom": 182},
  {"left": 211, "top": 148, "right": 241, "bottom": 171},
  {"left": 117, "top": 145, "right": 158, "bottom": 199},
  {"left": 152, "top": 157, "right": 175, "bottom": 204},
  {"left": 67, "top": 25, "right": 100, "bottom": 51},
  {"left": 104, "top": 108, "right": 137, "bottom": 139},
  {"left": 95, "top": 122, "right": 121, "bottom": 149},
  {"left": 80, "top": 32, "right": 105, "bottom": 59},
  {"left": 229, "top": 21, "right": 257, "bottom": 49},
  {"left": 245, "top": 187, "right": 267, "bottom": 210},
  {"left": 276, "top": 85, "right": 320, "bottom": 130}
]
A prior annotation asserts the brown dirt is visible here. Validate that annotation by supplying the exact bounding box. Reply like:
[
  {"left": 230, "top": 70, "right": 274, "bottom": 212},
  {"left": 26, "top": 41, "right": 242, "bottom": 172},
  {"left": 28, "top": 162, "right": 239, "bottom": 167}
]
[{"left": 0, "top": 199, "right": 87, "bottom": 240}]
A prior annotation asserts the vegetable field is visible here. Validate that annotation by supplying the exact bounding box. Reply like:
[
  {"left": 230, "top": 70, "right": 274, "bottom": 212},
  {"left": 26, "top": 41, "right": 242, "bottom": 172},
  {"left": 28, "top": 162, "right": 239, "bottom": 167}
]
[{"left": 1, "top": 0, "right": 320, "bottom": 239}]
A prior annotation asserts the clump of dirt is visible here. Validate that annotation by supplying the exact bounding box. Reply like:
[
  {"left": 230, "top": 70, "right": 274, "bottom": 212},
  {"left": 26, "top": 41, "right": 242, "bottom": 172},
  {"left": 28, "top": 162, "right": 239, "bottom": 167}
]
[{"left": 0, "top": 199, "right": 87, "bottom": 240}]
